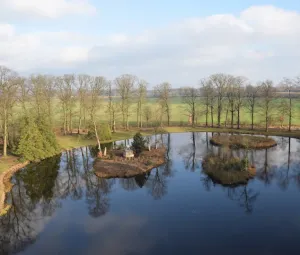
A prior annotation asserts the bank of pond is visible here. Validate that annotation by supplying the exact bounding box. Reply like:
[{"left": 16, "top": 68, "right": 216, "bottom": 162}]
[{"left": 2, "top": 132, "right": 300, "bottom": 255}]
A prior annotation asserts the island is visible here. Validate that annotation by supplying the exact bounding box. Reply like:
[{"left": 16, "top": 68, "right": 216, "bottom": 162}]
[
  {"left": 94, "top": 133, "right": 166, "bottom": 178},
  {"left": 202, "top": 155, "right": 256, "bottom": 186},
  {"left": 210, "top": 134, "right": 277, "bottom": 149}
]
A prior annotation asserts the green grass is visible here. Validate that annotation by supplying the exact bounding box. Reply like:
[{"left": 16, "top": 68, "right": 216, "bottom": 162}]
[
  {"left": 56, "top": 129, "right": 156, "bottom": 151},
  {"left": 163, "top": 126, "right": 300, "bottom": 138}
]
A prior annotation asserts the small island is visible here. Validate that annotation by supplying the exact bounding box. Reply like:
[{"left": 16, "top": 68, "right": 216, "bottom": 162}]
[
  {"left": 202, "top": 155, "right": 256, "bottom": 186},
  {"left": 210, "top": 134, "right": 277, "bottom": 149},
  {"left": 94, "top": 133, "right": 166, "bottom": 178}
]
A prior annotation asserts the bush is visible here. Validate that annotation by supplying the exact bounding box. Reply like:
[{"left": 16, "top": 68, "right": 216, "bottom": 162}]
[
  {"left": 131, "top": 132, "right": 146, "bottom": 155},
  {"left": 86, "top": 123, "right": 112, "bottom": 141}
]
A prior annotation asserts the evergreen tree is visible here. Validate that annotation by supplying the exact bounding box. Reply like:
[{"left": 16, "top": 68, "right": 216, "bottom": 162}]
[
  {"left": 16, "top": 116, "right": 60, "bottom": 161},
  {"left": 131, "top": 132, "right": 146, "bottom": 155},
  {"left": 17, "top": 117, "right": 46, "bottom": 161}
]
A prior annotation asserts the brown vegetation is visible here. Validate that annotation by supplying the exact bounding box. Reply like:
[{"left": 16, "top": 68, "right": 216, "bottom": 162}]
[
  {"left": 94, "top": 147, "right": 166, "bottom": 178},
  {"left": 202, "top": 155, "right": 256, "bottom": 186},
  {"left": 0, "top": 161, "right": 29, "bottom": 216},
  {"left": 210, "top": 134, "right": 277, "bottom": 149}
]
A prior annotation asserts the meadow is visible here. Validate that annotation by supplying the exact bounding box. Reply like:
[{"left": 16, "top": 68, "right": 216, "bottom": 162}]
[{"left": 47, "top": 96, "right": 300, "bottom": 129}]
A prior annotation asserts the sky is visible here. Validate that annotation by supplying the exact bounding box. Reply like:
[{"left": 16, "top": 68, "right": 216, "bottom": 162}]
[{"left": 1, "top": 0, "right": 300, "bottom": 87}]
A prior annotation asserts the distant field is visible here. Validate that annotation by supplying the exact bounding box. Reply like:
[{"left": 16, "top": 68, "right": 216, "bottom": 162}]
[{"left": 12, "top": 97, "right": 300, "bottom": 129}]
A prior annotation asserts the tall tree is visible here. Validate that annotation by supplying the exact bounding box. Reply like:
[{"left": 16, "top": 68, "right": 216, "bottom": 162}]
[
  {"left": 259, "top": 80, "right": 277, "bottom": 132},
  {"left": 107, "top": 81, "right": 120, "bottom": 133},
  {"left": 89, "top": 76, "right": 107, "bottom": 153},
  {"left": 77, "top": 75, "right": 90, "bottom": 132},
  {"left": 56, "top": 75, "right": 75, "bottom": 135},
  {"left": 234, "top": 76, "right": 245, "bottom": 129},
  {"left": 280, "top": 77, "right": 296, "bottom": 132},
  {"left": 180, "top": 87, "right": 199, "bottom": 127},
  {"left": 226, "top": 83, "right": 236, "bottom": 129},
  {"left": 155, "top": 82, "right": 172, "bottom": 126},
  {"left": 136, "top": 80, "right": 147, "bottom": 128},
  {"left": 200, "top": 80, "right": 210, "bottom": 127},
  {"left": 209, "top": 74, "right": 233, "bottom": 127},
  {"left": 0, "top": 66, "right": 19, "bottom": 157},
  {"left": 245, "top": 84, "right": 260, "bottom": 130},
  {"left": 115, "top": 74, "right": 136, "bottom": 130}
]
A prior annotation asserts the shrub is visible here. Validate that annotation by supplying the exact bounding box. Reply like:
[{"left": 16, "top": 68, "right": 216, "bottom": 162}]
[
  {"left": 86, "top": 123, "right": 112, "bottom": 141},
  {"left": 131, "top": 132, "right": 146, "bottom": 155}
]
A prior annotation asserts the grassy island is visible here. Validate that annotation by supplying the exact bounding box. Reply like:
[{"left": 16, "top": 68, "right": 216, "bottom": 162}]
[
  {"left": 202, "top": 155, "right": 256, "bottom": 186},
  {"left": 210, "top": 134, "right": 277, "bottom": 149}
]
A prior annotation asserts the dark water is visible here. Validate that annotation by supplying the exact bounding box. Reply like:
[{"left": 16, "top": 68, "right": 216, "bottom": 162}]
[{"left": 1, "top": 132, "right": 300, "bottom": 255}]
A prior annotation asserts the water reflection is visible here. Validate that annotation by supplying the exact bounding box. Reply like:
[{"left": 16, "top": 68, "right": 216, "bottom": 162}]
[{"left": 1, "top": 132, "right": 300, "bottom": 254}]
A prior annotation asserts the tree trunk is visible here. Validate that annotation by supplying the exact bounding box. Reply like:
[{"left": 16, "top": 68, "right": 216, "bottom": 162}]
[
  {"left": 78, "top": 105, "right": 82, "bottom": 134},
  {"left": 289, "top": 92, "right": 292, "bottom": 132},
  {"left": 63, "top": 106, "right": 67, "bottom": 135},
  {"left": 93, "top": 119, "right": 101, "bottom": 152},
  {"left": 3, "top": 110, "right": 7, "bottom": 157},
  {"left": 205, "top": 104, "right": 208, "bottom": 127},
  {"left": 140, "top": 104, "right": 143, "bottom": 128},
  {"left": 225, "top": 107, "right": 229, "bottom": 128},
  {"left": 210, "top": 106, "right": 214, "bottom": 127},
  {"left": 251, "top": 108, "right": 254, "bottom": 130},
  {"left": 231, "top": 109, "right": 234, "bottom": 129},
  {"left": 237, "top": 107, "right": 240, "bottom": 129}
]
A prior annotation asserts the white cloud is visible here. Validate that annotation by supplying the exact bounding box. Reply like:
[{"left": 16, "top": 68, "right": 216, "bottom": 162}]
[
  {"left": 1, "top": 5, "right": 300, "bottom": 86},
  {"left": 1, "top": 0, "right": 96, "bottom": 19}
]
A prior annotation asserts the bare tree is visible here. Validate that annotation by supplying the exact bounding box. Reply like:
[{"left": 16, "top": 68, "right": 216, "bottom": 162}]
[
  {"left": 143, "top": 105, "right": 152, "bottom": 127},
  {"left": 259, "top": 80, "right": 277, "bottom": 132},
  {"left": 29, "top": 75, "right": 56, "bottom": 124},
  {"left": 209, "top": 74, "right": 233, "bottom": 127},
  {"left": 136, "top": 80, "right": 147, "bottom": 128},
  {"left": 115, "top": 74, "right": 137, "bottom": 130},
  {"left": 200, "top": 79, "right": 211, "bottom": 127},
  {"left": 56, "top": 75, "right": 76, "bottom": 135},
  {"left": 226, "top": 83, "right": 236, "bottom": 129},
  {"left": 180, "top": 87, "right": 199, "bottom": 127},
  {"left": 245, "top": 84, "right": 260, "bottom": 130},
  {"left": 155, "top": 82, "right": 172, "bottom": 126},
  {"left": 280, "top": 77, "right": 297, "bottom": 131},
  {"left": 234, "top": 76, "right": 246, "bottom": 129},
  {"left": 0, "top": 66, "right": 19, "bottom": 157},
  {"left": 77, "top": 75, "right": 90, "bottom": 133},
  {"left": 89, "top": 76, "right": 107, "bottom": 152},
  {"left": 107, "top": 81, "right": 120, "bottom": 133}
]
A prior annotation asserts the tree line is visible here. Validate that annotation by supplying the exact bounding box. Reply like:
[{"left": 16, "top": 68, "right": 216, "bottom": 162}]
[{"left": 0, "top": 65, "right": 299, "bottom": 160}]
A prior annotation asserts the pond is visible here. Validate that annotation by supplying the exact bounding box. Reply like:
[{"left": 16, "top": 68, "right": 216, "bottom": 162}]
[{"left": 1, "top": 132, "right": 300, "bottom": 255}]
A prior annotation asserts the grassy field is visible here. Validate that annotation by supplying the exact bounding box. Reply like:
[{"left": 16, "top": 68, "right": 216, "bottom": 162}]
[{"left": 44, "top": 97, "right": 300, "bottom": 129}]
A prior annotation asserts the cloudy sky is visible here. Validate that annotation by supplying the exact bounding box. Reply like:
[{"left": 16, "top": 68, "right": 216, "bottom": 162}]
[{"left": 1, "top": 0, "right": 300, "bottom": 87}]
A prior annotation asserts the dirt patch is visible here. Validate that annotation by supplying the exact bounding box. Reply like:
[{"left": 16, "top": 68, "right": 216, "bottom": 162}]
[
  {"left": 202, "top": 155, "right": 256, "bottom": 186},
  {"left": 210, "top": 134, "right": 277, "bottom": 149},
  {"left": 94, "top": 148, "right": 166, "bottom": 178}
]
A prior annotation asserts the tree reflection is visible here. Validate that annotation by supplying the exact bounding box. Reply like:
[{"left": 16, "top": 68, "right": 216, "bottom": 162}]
[
  {"left": 59, "top": 150, "right": 83, "bottom": 200},
  {"left": 84, "top": 172, "right": 114, "bottom": 218},
  {"left": 179, "top": 132, "right": 200, "bottom": 172},
  {"left": 0, "top": 156, "right": 61, "bottom": 254},
  {"left": 227, "top": 185, "right": 259, "bottom": 214},
  {"left": 162, "top": 133, "right": 173, "bottom": 177},
  {"left": 146, "top": 168, "right": 167, "bottom": 200},
  {"left": 256, "top": 148, "right": 276, "bottom": 185}
]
